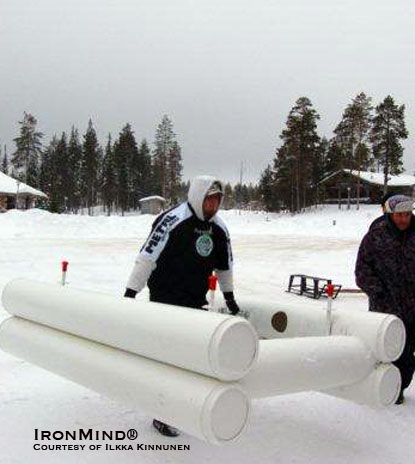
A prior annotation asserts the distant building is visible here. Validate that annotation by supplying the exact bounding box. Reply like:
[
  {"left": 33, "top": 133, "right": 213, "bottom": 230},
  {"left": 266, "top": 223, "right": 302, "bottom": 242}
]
[
  {"left": 246, "top": 200, "right": 264, "bottom": 211},
  {"left": 0, "top": 172, "right": 47, "bottom": 212},
  {"left": 138, "top": 196, "right": 166, "bottom": 215},
  {"left": 318, "top": 169, "right": 415, "bottom": 205}
]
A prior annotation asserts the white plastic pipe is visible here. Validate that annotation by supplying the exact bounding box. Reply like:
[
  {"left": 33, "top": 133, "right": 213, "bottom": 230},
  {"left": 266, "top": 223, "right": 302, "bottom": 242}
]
[
  {"left": 331, "top": 310, "right": 405, "bottom": 363},
  {"left": 242, "top": 298, "right": 327, "bottom": 339},
  {"left": 1, "top": 279, "right": 258, "bottom": 381},
  {"left": 322, "top": 364, "right": 401, "bottom": 407},
  {"left": 0, "top": 317, "right": 250, "bottom": 445},
  {"left": 240, "top": 337, "right": 375, "bottom": 398},
  {"left": 240, "top": 297, "right": 405, "bottom": 363}
]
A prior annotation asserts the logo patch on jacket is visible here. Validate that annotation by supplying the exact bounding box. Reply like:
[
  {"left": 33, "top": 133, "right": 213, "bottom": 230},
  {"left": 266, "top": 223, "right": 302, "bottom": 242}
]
[{"left": 196, "top": 234, "right": 214, "bottom": 257}]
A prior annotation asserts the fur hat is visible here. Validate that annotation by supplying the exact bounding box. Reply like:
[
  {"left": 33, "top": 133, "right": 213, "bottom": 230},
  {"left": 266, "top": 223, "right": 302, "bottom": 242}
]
[{"left": 384, "top": 195, "right": 414, "bottom": 213}]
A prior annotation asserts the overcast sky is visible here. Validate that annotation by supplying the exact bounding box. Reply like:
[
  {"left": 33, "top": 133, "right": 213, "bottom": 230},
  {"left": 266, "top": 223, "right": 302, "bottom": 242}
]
[{"left": 1, "top": 0, "right": 414, "bottom": 183}]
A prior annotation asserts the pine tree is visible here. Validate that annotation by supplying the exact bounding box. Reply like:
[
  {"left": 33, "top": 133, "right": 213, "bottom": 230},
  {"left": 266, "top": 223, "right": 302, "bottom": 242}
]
[
  {"left": 273, "top": 144, "right": 295, "bottom": 211},
  {"left": 1, "top": 145, "right": 7, "bottom": 174},
  {"left": 81, "top": 120, "right": 100, "bottom": 215},
  {"left": 259, "top": 166, "right": 278, "bottom": 211},
  {"left": 96, "top": 145, "right": 104, "bottom": 209},
  {"left": 371, "top": 95, "right": 408, "bottom": 194},
  {"left": 350, "top": 93, "right": 373, "bottom": 173},
  {"left": 176, "top": 180, "right": 190, "bottom": 203},
  {"left": 275, "top": 97, "right": 321, "bottom": 212},
  {"left": 247, "top": 183, "right": 261, "bottom": 204},
  {"left": 113, "top": 123, "right": 137, "bottom": 214},
  {"left": 167, "top": 141, "right": 183, "bottom": 205},
  {"left": 56, "top": 132, "right": 70, "bottom": 212},
  {"left": 153, "top": 115, "right": 176, "bottom": 200},
  {"left": 242, "top": 184, "right": 249, "bottom": 204},
  {"left": 122, "top": 124, "right": 144, "bottom": 210},
  {"left": 39, "top": 136, "right": 63, "bottom": 213},
  {"left": 334, "top": 92, "right": 373, "bottom": 208},
  {"left": 138, "top": 139, "right": 152, "bottom": 198},
  {"left": 39, "top": 138, "right": 55, "bottom": 199},
  {"left": 101, "top": 135, "right": 117, "bottom": 215},
  {"left": 312, "top": 137, "right": 329, "bottom": 205},
  {"left": 67, "top": 127, "right": 83, "bottom": 212},
  {"left": 12, "top": 112, "right": 43, "bottom": 186},
  {"left": 325, "top": 138, "right": 345, "bottom": 174}
]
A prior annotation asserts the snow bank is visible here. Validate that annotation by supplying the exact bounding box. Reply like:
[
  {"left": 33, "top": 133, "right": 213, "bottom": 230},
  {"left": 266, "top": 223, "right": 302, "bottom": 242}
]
[
  {"left": 221, "top": 205, "right": 380, "bottom": 239},
  {"left": 0, "top": 205, "right": 381, "bottom": 240}
]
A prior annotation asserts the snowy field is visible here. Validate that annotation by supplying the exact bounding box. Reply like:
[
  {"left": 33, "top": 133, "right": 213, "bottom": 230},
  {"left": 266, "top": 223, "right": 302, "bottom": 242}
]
[{"left": 0, "top": 205, "right": 414, "bottom": 464}]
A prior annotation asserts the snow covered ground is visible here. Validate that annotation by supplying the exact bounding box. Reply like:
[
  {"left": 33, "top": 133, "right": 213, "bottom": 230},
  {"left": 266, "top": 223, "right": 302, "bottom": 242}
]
[{"left": 0, "top": 205, "right": 414, "bottom": 464}]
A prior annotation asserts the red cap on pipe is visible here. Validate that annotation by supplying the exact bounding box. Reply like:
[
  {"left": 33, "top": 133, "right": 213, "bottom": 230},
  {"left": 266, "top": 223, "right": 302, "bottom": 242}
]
[
  {"left": 326, "top": 283, "right": 335, "bottom": 298},
  {"left": 208, "top": 274, "right": 218, "bottom": 291},
  {"left": 62, "top": 261, "right": 69, "bottom": 272}
]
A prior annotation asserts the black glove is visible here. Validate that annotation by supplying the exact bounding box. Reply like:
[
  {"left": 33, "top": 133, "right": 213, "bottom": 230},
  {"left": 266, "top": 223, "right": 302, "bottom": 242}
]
[
  {"left": 223, "top": 292, "right": 240, "bottom": 315},
  {"left": 124, "top": 288, "right": 138, "bottom": 299}
]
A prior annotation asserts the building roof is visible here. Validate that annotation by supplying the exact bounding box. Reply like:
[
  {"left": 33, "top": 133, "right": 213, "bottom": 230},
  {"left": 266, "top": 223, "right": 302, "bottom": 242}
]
[
  {"left": 0, "top": 171, "right": 47, "bottom": 198},
  {"left": 319, "top": 169, "right": 415, "bottom": 187},
  {"left": 138, "top": 195, "right": 166, "bottom": 203}
]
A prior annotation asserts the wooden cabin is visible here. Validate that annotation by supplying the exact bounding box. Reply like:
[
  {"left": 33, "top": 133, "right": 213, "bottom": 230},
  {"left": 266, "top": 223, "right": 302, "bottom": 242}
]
[
  {"left": 318, "top": 169, "right": 415, "bottom": 205},
  {"left": 0, "top": 172, "right": 47, "bottom": 212}
]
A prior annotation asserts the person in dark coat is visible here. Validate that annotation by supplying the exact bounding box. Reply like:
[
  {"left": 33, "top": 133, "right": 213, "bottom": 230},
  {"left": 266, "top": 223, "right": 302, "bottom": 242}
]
[
  {"left": 355, "top": 195, "right": 415, "bottom": 404},
  {"left": 124, "top": 175, "right": 240, "bottom": 436}
]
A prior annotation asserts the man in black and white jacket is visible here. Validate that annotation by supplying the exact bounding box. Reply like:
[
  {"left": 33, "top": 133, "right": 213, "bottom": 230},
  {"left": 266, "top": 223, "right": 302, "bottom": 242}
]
[{"left": 124, "top": 175, "right": 240, "bottom": 436}]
